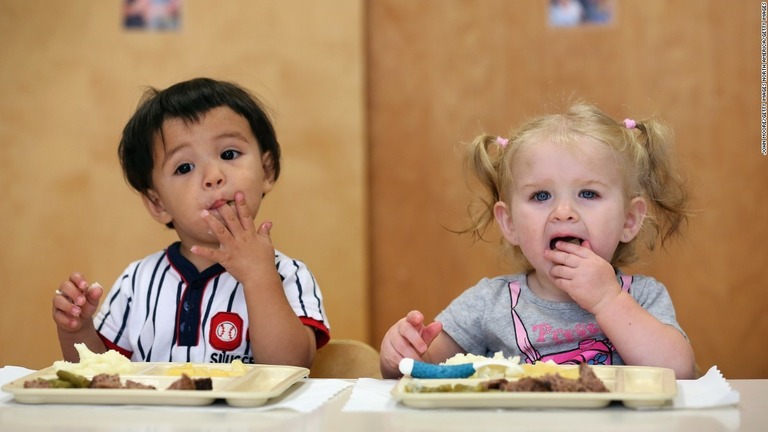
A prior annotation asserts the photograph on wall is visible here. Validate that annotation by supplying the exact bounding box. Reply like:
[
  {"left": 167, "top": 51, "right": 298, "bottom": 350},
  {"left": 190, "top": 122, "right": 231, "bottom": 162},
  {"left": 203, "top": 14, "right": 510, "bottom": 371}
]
[
  {"left": 548, "top": 0, "right": 615, "bottom": 27},
  {"left": 123, "top": 0, "right": 182, "bottom": 31}
]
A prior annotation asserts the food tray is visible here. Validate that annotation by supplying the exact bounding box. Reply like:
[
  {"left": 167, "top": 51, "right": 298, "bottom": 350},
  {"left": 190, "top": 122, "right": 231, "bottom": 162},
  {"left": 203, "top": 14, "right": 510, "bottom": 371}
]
[
  {"left": 2, "top": 362, "right": 309, "bottom": 407},
  {"left": 392, "top": 365, "right": 676, "bottom": 409}
]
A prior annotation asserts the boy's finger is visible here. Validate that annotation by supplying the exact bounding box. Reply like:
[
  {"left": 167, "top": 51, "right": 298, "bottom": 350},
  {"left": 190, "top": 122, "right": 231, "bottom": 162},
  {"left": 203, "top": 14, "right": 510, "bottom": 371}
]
[{"left": 234, "top": 192, "right": 253, "bottom": 228}]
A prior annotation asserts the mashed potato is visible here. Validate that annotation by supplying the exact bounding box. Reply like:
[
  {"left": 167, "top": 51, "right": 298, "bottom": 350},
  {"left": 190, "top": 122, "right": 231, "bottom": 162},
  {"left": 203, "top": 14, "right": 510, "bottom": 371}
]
[
  {"left": 442, "top": 351, "right": 523, "bottom": 378},
  {"left": 53, "top": 343, "right": 133, "bottom": 375},
  {"left": 520, "top": 361, "right": 580, "bottom": 380},
  {"left": 442, "top": 351, "right": 519, "bottom": 366},
  {"left": 441, "top": 352, "right": 579, "bottom": 380}
]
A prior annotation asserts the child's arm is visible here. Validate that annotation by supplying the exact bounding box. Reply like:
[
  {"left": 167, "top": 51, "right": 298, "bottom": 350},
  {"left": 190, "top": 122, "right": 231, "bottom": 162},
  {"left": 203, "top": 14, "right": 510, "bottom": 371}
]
[
  {"left": 192, "top": 193, "right": 316, "bottom": 367},
  {"left": 379, "top": 310, "right": 463, "bottom": 379},
  {"left": 592, "top": 291, "right": 696, "bottom": 379},
  {"left": 52, "top": 273, "right": 106, "bottom": 361},
  {"left": 239, "top": 242, "right": 318, "bottom": 367},
  {"left": 546, "top": 240, "right": 696, "bottom": 378}
]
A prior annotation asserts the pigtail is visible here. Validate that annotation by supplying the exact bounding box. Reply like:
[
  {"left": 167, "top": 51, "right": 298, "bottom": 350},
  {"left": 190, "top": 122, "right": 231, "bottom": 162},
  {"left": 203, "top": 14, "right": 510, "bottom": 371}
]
[
  {"left": 461, "top": 134, "right": 507, "bottom": 242},
  {"left": 634, "top": 119, "right": 691, "bottom": 249}
]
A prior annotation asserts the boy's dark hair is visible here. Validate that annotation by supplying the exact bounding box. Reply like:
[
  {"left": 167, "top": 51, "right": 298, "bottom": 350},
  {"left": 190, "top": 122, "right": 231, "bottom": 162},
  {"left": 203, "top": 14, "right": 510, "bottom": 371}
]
[{"left": 118, "top": 77, "right": 281, "bottom": 196}]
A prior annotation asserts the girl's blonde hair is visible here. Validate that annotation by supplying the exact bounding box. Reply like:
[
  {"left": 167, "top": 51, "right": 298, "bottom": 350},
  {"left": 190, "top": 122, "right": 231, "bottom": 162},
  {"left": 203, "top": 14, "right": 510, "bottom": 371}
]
[{"left": 463, "top": 102, "right": 690, "bottom": 270}]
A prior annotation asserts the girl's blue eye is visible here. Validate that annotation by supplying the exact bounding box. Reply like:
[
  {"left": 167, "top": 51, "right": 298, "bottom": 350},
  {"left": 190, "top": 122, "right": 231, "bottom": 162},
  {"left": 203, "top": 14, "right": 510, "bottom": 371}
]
[
  {"left": 532, "top": 191, "right": 551, "bottom": 202},
  {"left": 579, "top": 190, "right": 598, "bottom": 199},
  {"left": 221, "top": 149, "right": 240, "bottom": 160},
  {"left": 175, "top": 163, "right": 193, "bottom": 175}
]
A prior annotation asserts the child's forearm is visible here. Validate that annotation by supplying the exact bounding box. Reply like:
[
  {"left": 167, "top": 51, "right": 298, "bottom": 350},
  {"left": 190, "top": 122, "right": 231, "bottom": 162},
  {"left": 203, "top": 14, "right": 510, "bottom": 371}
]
[
  {"left": 248, "top": 317, "right": 316, "bottom": 367},
  {"left": 57, "top": 326, "right": 107, "bottom": 362},
  {"left": 243, "top": 276, "right": 316, "bottom": 367},
  {"left": 594, "top": 291, "right": 696, "bottom": 379}
]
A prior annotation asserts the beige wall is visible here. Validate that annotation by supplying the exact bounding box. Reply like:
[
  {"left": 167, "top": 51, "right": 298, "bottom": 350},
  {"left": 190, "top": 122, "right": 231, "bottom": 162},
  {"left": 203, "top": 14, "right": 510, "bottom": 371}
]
[{"left": 0, "top": 0, "right": 367, "bottom": 369}]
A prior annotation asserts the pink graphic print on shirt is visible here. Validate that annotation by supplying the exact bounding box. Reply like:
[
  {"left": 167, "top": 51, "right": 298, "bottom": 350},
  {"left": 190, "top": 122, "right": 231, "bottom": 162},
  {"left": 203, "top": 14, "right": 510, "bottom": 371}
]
[{"left": 508, "top": 276, "right": 631, "bottom": 366}]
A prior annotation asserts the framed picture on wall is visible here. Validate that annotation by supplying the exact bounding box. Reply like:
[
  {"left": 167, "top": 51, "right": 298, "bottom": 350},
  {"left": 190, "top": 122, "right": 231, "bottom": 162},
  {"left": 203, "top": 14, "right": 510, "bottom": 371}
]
[
  {"left": 123, "top": 0, "right": 183, "bottom": 31},
  {"left": 548, "top": 0, "right": 615, "bottom": 27}
]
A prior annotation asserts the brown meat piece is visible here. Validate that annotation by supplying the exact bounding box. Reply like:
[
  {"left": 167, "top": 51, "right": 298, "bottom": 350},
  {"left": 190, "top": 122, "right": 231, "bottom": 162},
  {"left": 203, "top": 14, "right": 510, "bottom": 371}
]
[
  {"left": 89, "top": 374, "right": 122, "bottom": 389},
  {"left": 480, "top": 378, "right": 509, "bottom": 390},
  {"left": 23, "top": 379, "right": 53, "bottom": 388},
  {"left": 193, "top": 377, "right": 213, "bottom": 390},
  {"left": 499, "top": 363, "right": 609, "bottom": 393},
  {"left": 124, "top": 380, "right": 157, "bottom": 390},
  {"left": 167, "top": 374, "right": 196, "bottom": 390},
  {"left": 501, "top": 376, "right": 554, "bottom": 392},
  {"left": 575, "top": 363, "right": 609, "bottom": 392}
]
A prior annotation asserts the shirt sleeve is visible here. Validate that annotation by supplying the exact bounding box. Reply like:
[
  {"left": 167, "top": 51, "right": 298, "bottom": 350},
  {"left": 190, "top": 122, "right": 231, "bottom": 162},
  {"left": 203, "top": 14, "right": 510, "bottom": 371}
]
[
  {"left": 93, "top": 260, "right": 142, "bottom": 357},
  {"left": 435, "top": 278, "right": 496, "bottom": 354},
  {"left": 628, "top": 275, "right": 688, "bottom": 339},
  {"left": 275, "top": 251, "right": 331, "bottom": 348}
]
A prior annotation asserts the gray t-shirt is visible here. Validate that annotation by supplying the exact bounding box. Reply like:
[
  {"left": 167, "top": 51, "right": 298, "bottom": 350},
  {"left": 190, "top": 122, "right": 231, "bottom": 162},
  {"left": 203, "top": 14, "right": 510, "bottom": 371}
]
[{"left": 436, "top": 273, "right": 686, "bottom": 365}]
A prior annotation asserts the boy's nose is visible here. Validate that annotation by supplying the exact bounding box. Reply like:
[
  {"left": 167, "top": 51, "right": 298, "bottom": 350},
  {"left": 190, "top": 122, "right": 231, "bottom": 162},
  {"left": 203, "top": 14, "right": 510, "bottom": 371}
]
[
  {"left": 203, "top": 165, "right": 225, "bottom": 189},
  {"left": 205, "top": 177, "right": 224, "bottom": 188}
]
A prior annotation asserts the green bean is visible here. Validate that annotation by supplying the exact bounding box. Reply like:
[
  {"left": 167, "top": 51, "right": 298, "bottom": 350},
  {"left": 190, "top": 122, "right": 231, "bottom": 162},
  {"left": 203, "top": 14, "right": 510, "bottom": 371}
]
[
  {"left": 46, "top": 379, "right": 75, "bottom": 388},
  {"left": 56, "top": 370, "right": 91, "bottom": 388}
]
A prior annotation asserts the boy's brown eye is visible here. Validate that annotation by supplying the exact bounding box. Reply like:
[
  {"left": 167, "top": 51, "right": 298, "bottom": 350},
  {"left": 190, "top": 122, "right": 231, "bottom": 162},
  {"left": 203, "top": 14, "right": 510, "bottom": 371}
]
[
  {"left": 221, "top": 150, "right": 239, "bottom": 160},
  {"left": 175, "top": 163, "right": 193, "bottom": 175}
]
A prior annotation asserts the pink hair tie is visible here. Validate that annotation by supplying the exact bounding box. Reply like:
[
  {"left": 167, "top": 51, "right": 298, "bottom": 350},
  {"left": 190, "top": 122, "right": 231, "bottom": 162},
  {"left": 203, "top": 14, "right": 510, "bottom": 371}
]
[
  {"left": 495, "top": 136, "right": 509, "bottom": 147},
  {"left": 623, "top": 118, "right": 637, "bottom": 129}
]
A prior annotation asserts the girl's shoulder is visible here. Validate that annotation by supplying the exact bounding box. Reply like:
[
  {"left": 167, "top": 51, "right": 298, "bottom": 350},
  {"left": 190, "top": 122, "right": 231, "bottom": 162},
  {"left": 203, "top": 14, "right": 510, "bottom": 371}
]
[
  {"left": 620, "top": 273, "right": 667, "bottom": 289},
  {"left": 462, "top": 273, "right": 528, "bottom": 296}
]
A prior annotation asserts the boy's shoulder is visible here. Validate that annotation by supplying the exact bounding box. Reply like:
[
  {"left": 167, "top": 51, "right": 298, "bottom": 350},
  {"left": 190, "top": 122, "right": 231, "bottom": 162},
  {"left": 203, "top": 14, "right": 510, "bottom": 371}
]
[{"left": 274, "top": 248, "right": 303, "bottom": 265}]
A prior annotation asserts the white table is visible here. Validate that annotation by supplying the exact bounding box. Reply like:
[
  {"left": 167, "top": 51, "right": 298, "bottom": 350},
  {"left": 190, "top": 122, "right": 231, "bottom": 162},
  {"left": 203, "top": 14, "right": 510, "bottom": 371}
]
[{"left": 0, "top": 380, "right": 762, "bottom": 431}]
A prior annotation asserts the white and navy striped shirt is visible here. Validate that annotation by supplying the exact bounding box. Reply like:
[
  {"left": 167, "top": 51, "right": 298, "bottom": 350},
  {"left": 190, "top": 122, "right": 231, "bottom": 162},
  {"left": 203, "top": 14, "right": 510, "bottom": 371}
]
[{"left": 94, "top": 242, "right": 330, "bottom": 363}]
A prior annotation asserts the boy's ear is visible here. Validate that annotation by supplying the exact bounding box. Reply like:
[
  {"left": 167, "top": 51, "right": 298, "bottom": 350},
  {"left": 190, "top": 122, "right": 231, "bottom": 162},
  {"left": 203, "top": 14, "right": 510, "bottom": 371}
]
[
  {"left": 141, "top": 189, "right": 173, "bottom": 225},
  {"left": 261, "top": 151, "right": 276, "bottom": 194},
  {"left": 622, "top": 197, "right": 648, "bottom": 243},
  {"left": 494, "top": 201, "right": 519, "bottom": 245}
]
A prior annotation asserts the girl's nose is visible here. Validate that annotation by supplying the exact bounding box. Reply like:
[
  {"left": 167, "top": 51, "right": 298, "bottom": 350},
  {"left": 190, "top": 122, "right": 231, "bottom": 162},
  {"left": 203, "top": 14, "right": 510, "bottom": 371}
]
[{"left": 550, "top": 200, "right": 579, "bottom": 222}]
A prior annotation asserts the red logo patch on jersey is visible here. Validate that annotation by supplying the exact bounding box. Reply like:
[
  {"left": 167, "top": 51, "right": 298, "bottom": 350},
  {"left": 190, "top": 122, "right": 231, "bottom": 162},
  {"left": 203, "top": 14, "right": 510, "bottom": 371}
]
[{"left": 210, "top": 312, "right": 243, "bottom": 352}]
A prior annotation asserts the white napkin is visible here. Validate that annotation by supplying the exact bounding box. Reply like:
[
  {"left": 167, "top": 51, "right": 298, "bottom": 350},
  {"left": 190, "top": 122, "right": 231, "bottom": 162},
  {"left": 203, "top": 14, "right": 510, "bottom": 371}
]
[
  {"left": 249, "top": 378, "right": 351, "bottom": 412},
  {"left": 342, "top": 378, "right": 399, "bottom": 412},
  {"left": 672, "top": 366, "right": 740, "bottom": 409},
  {"left": 0, "top": 366, "right": 351, "bottom": 413}
]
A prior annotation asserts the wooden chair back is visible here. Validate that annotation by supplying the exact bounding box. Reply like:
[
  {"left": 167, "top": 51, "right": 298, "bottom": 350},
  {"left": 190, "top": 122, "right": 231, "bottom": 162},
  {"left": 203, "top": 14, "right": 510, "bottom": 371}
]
[{"left": 309, "top": 339, "right": 383, "bottom": 379}]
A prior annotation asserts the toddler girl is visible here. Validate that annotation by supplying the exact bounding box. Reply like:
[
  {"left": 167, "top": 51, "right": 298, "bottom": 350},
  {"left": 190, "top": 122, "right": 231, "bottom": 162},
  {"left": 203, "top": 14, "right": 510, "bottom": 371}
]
[{"left": 380, "top": 102, "right": 696, "bottom": 379}]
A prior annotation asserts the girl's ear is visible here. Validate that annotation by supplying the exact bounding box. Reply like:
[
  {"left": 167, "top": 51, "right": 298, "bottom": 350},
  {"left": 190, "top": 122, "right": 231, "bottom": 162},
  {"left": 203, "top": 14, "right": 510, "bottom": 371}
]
[
  {"left": 141, "top": 189, "right": 173, "bottom": 225},
  {"left": 621, "top": 197, "right": 648, "bottom": 243},
  {"left": 494, "top": 201, "right": 519, "bottom": 245},
  {"left": 261, "top": 151, "right": 276, "bottom": 194}
]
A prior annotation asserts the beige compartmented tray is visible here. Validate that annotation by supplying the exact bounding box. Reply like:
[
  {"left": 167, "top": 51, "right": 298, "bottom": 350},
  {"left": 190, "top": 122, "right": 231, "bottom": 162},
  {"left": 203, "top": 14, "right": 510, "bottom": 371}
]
[
  {"left": 2, "top": 363, "right": 309, "bottom": 407},
  {"left": 392, "top": 365, "right": 676, "bottom": 409}
]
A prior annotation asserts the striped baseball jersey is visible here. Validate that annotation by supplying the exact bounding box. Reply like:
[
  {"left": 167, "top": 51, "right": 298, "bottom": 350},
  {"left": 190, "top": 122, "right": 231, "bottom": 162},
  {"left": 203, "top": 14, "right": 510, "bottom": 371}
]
[{"left": 93, "top": 241, "right": 330, "bottom": 363}]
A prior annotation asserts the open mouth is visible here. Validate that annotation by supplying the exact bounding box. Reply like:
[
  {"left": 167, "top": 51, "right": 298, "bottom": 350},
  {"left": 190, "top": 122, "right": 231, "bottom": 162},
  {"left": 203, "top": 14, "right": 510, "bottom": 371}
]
[
  {"left": 209, "top": 200, "right": 236, "bottom": 211},
  {"left": 549, "top": 236, "right": 583, "bottom": 250}
]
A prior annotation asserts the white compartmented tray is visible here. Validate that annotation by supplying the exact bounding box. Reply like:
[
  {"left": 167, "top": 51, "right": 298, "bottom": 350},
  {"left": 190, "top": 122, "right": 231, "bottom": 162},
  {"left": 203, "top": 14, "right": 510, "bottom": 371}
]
[
  {"left": 392, "top": 365, "right": 677, "bottom": 409},
  {"left": 2, "top": 362, "right": 309, "bottom": 407}
]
